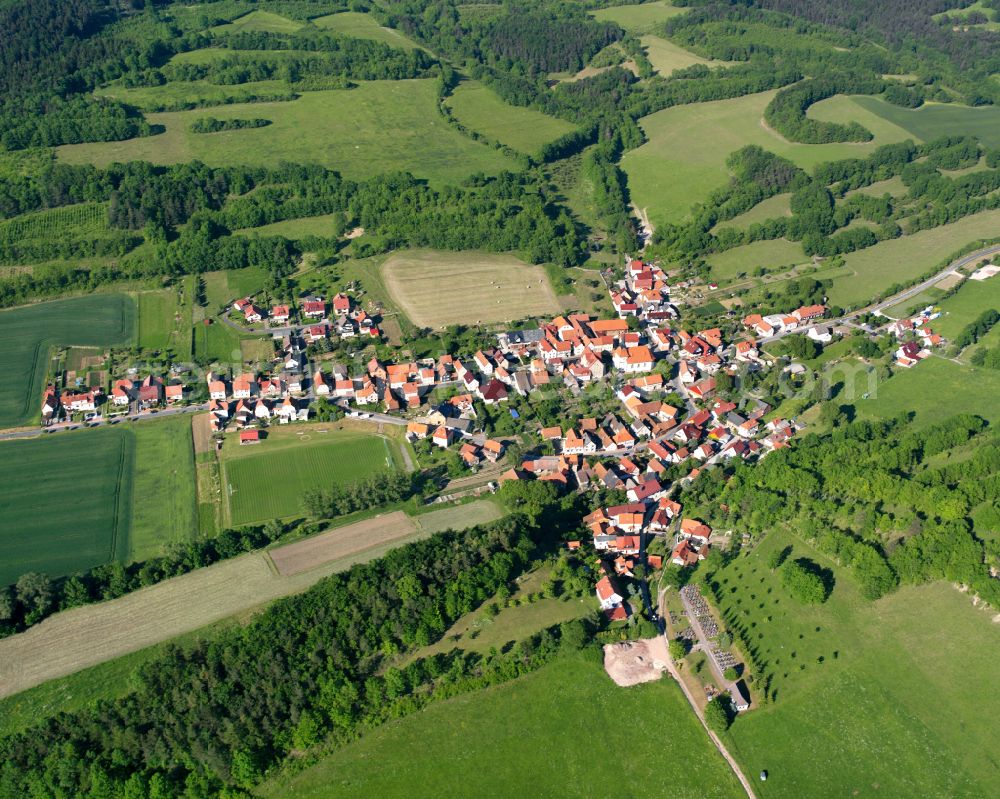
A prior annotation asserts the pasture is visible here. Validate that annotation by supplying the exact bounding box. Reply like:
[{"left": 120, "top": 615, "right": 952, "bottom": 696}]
[
  {"left": 0, "top": 293, "right": 135, "bottom": 428},
  {"left": 590, "top": 1, "right": 688, "bottom": 32},
  {"left": 831, "top": 209, "right": 1000, "bottom": 307},
  {"left": 924, "top": 272, "right": 1000, "bottom": 338},
  {"left": 261, "top": 653, "right": 744, "bottom": 799},
  {"left": 445, "top": 81, "right": 577, "bottom": 156},
  {"left": 706, "top": 238, "right": 805, "bottom": 283},
  {"left": 129, "top": 417, "right": 199, "bottom": 562},
  {"left": 194, "top": 320, "right": 242, "bottom": 364},
  {"left": 850, "top": 96, "right": 1000, "bottom": 149},
  {"left": 713, "top": 192, "right": 791, "bottom": 231},
  {"left": 235, "top": 213, "right": 344, "bottom": 241},
  {"left": 414, "top": 498, "right": 504, "bottom": 534},
  {"left": 859, "top": 355, "right": 1000, "bottom": 426},
  {"left": 641, "top": 35, "right": 719, "bottom": 75},
  {"left": 312, "top": 11, "right": 422, "bottom": 50},
  {"left": 136, "top": 284, "right": 193, "bottom": 356},
  {"left": 623, "top": 90, "right": 915, "bottom": 227},
  {"left": 220, "top": 427, "right": 401, "bottom": 525},
  {"left": 98, "top": 79, "right": 292, "bottom": 112},
  {"left": 0, "top": 428, "right": 133, "bottom": 586},
  {"left": 382, "top": 250, "right": 562, "bottom": 328},
  {"left": 210, "top": 10, "right": 304, "bottom": 35},
  {"left": 713, "top": 531, "right": 1000, "bottom": 798},
  {"left": 58, "top": 81, "right": 518, "bottom": 186}
]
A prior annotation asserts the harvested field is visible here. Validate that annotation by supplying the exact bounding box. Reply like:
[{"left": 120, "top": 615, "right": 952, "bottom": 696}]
[
  {"left": 382, "top": 250, "right": 562, "bottom": 328},
  {"left": 603, "top": 639, "right": 670, "bottom": 687},
  {"left": 0, "top": 509, "right": 432, "bottom": 698},
  {"left": 269, "top": 511, "right": 418, "bottom": 576},
  {"left": 191, "top": 413, "right": 214, "bottom": 454}
]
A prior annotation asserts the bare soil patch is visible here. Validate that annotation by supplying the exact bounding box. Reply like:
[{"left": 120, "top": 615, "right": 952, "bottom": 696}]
[
  {"left": 269, "top": 510, "right": 418, "bottom": 576},
  {"left": 935, "top": 272, "right": 965, "bottom": 291},
  {"left": 191, "top": 412, "right": 214, "bottom": 454},
  {"left": 603, "top": 639, "right": 669, "bottom": 687}
]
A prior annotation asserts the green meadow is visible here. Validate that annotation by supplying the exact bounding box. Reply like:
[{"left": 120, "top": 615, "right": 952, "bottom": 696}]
[
  {"left": 312, "top": 11, "right": 423, "bottom": 50},
  {"left": 260, "top": 653, "right": 745, "bottom": 799},
  {"left": 926, "top": 272, "right": 1000, "bottom": 339},
  {"left": 715, "top": 531, "right": 1000, "bottom": 798},
  {"left": 58, "top": 81, "right": 518, "bottom": 186},
  {"left": 235, "top": 213, "right": 345, "bottom": 241},
  {"left": 210, "top": 10, "right": 304, "bottom": 35},
  {"left": 641, "top": 34, "right": 721, "bottom": 75},
  {"left": 0, "top": 294, "right": 135, "bottom": 428},
  {"left": 707, "top": 238, "right": 805, "bottom": 283},
  {"left": 590, "top": 1, "right": 688, "bottom": 32},
  {"left": 445, "top": 81, "right": 577, "bottom": 155},
  {"left": 851, "top": 96, "right": 1000, "bottom": 149},
  {"left": 623, "top": 90, "right": 916, "bottom": 228}
]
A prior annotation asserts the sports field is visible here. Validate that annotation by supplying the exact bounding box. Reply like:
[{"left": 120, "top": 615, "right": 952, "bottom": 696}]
[
  {"left": 58, "top": 81, "right": 518, "bottom": 186},
  {"left": 623, "top": 90, "right": 916, "bottom": 227},
  {"left": 382, "top": 250, "right": 562, "bottom": 328},
  {"left": 260, "top": 654, "right": 745, "bottom": 799},
  {"left": 0, "top": 428, "right": 133, "bottom": 586},
  {"left": 220, "top": 427, "right": 401, "bottom": 525},
  {"left": 713, "top": 530, "right": 1000, "bottom": 798},
  {"left": 445, "top": 81, "right": 577, "bottom": 155},
  {"left": 130, "top": 417, "right": 198, "bottom": 562},
  {"left": 0, "top": 294, "right": 135, "bottom": 428},
  {"left": 847, "top": 96, "right": 1000, "bottom": 149},
  {"left": 830, "top": 209, "right": 1000, "bottom": 307},
  {"left": 590, "top": 1, "right": 689, "bottom": 32},
  {"left": 312, "top": 11, "right": 422, "bottom": 50}
]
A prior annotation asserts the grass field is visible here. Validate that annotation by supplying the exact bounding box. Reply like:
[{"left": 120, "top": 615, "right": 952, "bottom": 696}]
[
  {"left": 262, "top": 652, "right": 744, "bottom": 799},
  {"left": 712, "top": 530, "right": 1000, "bottom": 798},
  {"left": 858, "top": 355, "right": 1000, "bottom": 425},
  {"left": 235, "top": 213, "right": 344, "bottom": 241},
  {"left": 623, "top": 90, "right": 916, "bottom": 228},
  {"left": 830, "top": 209, "right": 1000, "bottom": 307},
  {"left": 413, "top": 498, "right": 504, "bottom": 533},
  {"left": 714, "top": 193, "right": 792, "bottom": 232},
  {"left": 707, "top": 238, "right": 805, "bottom": 282},
  {"left": 850, "top": 96, "right": 1000, "bottom": 149},
  {"left": 312, "top": 11, "right": 422, "bottom": 49},
  {"left": 129, "top": 417, "right": 198, "bottom": 562},
  {"left": 136, "top": 285, "right": 193, "bottom": 356},
  {"left": 382, "top": 249, "right": 562, "bottom": 328},
  {"left": 0, "top": 294, "right": 135, "bottom": 428},
  {"left": 445, "top": 80, "right": 576, "bottom": 155},
  {"left": 924, "top": 273, "right": 1000, "bottom": 338},
  {"left": 641, "top": 34, "right": 719, "bottom": 75},
  {"left": 0, "top": 428, "right": 133, "bottom": 586},
  {"left": 98, "top": 78, "right": 292, "bottom": 112},
  {"left": 194, "top": 320, "right": 242, "bottom": 363},
  {"left": 210, "top": 10, "right": 304, "bottom": 35},
  {"left": 0, "top": 202, "right": 111, "bottom": 247},
  {"left": 590, "top": 1, "right": 689, "bottom": 32},
  {"left": 220, "top": 426, "right": 401, "bottom": 525},
  {"left": 58, "top": 81, "right": 517, "bottom": 186}
]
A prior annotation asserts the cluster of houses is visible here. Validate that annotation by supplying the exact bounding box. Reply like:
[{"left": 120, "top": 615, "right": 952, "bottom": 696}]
[
  {"left": 205, "top": 371, "right": 309, "bottom": 431},
  {"left": 41, "top": 374, "right": 188, "bottom": 423},
  {"left": 887, "top": 306, "right": 944, "bottom": 368},
  {"left": 741, "top": 304, "right": 828, "bottom": 339},
  {"left": 405, "top": 421, "right": 506, "bottom": 467},
  {"left": 233, "top": 293, "right": 382, "bottom": 340}
]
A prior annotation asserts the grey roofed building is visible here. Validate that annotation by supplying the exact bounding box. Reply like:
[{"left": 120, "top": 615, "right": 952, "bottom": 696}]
[
  {"left": 730, "top": 680, "right": 751, "bottom": 712},
  {"left": 443, "top": 417, "right": 473, "bottom": 434}
]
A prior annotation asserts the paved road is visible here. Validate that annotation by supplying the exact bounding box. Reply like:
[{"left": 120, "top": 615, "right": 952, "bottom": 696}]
[
  {"left": 658, "top": 589, "right": 759, "bottom": 799},
  {"left": 0, "top": 403, "right": 210, "bottom": 442}
]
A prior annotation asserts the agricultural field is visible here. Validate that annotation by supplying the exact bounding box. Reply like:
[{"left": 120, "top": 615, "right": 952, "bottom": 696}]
[
  {"left": 830, "top": 209, "right": 1000, "bottom": 307},
  {"left": 713, "top": 531, "right": 1000, "bottom": 798},
  {"left": 623, "top": 90, "right": 916, "bottom": 228},
  {"left": 312, "top": 11, "right": 422, "bottom": 49},
  {"left": 58, "top": 82, "right": 518, "bottom": 186},
  {"left": 706, "top": 238, "right": 806, "bottom": 283},
  {"left": 129, "top": 417, "right": 199, "bottom": 562},
  {"left": 590, "top": 1, "right": 688, "bottom": 32},
  {"left": 0, "top": 202, "right": 114, "bottom": 257},
  {"left": 219, "top": 426, "right": 402, "bottom": 526},
  {"left": 849, "top": 96, "right": 1000, "bottom": 149},
  {"left": 640, "top": 35, "right": 720, "bottom": 75},
  {"left": 382, "top": 249, "right": 562, "bottom": 328},
  {"left": 445, "top": 81, "right": 577, "bottom": 156},
  {"left": 235, "top": 213, "right": 345, "bottom": 241},
  {"left": 261, "top": 653, "right": 745, "bottom": 799},
  {"left": 0, "top": 293, "right": 135, "bottom": 428},
  {"left": 0, "top": 428, "right": 133, "bottom": 586}
]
